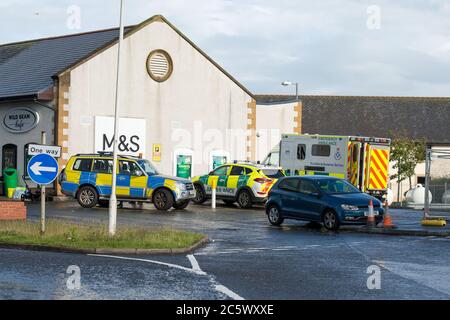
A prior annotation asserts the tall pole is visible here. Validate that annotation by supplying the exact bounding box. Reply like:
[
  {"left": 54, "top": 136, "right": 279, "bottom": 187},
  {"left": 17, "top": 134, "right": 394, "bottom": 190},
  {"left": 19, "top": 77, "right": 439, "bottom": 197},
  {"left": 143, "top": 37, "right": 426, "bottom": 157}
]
[
  {"left": 40, "top": 131, "right": 46, "bottom": 235},
  {"left": 295, "top": 83, "right": 299, "bottom": 101},
  {"left": 424, "top": 148, "right": 431, "bottom": 219},
  {"left": 109, "top": 0, "right": 125, "bottom": 236}
]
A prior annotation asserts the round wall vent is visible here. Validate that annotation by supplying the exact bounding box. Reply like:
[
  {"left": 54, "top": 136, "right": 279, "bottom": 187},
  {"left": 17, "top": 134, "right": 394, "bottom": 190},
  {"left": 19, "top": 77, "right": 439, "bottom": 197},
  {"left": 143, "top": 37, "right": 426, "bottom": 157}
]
[{"left": 146, "top": 49, "right": 173, "bottom": 82}]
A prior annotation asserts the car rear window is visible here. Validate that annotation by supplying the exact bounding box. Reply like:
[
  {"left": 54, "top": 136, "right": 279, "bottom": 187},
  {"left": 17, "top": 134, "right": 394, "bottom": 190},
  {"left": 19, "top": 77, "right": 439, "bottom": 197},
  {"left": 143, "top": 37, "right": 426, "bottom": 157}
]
[{"left": 260, "top": 169, "right": 284, "bottom": 178}]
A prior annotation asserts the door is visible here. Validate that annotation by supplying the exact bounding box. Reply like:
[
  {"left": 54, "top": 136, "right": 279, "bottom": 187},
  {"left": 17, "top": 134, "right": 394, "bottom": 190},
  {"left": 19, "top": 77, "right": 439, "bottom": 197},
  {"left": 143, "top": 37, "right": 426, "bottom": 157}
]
[
  {"left": 228, "top": 165, "right": 246, "bottom": 197},
  {"left": 277, "top": 177, "right": 301, "bottom": 216},
  {"left": 118, "top": 160, "right": 147, "bottom": 198},
  {"left": 348, "top": 142, "right": 361, "bottom": 189},
  {"left": 92, "top": 159, "right": 113, "bottom": 196},
  {"left": 296, "top": 179, "right": 323, "bottom": 220},
  {"left": 366, "top": 145, "right": 390, "bottom": 191},
  {"left": 2, "top": 144, "right": 17, "bottom": 171},
  {"left": 208, "top": 165, "right": 231, "bottom": 196}
]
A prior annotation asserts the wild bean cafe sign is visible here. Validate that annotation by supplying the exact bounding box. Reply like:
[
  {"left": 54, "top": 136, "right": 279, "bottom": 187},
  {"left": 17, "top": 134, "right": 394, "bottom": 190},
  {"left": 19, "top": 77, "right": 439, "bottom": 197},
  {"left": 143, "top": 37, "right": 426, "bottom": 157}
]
[
  {"left": 94, "top": 116, "right": 146, "bottom": 156},
  {"left": 3, "top": 108, "right": 39, "bottom": 133}
]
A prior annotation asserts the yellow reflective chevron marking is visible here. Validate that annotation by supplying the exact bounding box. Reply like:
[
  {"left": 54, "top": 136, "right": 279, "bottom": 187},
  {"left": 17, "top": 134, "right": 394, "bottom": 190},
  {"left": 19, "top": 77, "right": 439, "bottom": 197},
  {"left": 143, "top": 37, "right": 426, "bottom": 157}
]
[{"left": 369, "top": 148, "right": 389, "bottom": 190}]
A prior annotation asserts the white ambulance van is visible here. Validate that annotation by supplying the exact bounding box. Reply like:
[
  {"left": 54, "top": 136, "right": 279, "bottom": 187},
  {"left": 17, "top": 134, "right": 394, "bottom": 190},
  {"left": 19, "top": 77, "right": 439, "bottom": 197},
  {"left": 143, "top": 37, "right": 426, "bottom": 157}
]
[{"left": 263, "top": 134, "right": 391, "bottom": 198}]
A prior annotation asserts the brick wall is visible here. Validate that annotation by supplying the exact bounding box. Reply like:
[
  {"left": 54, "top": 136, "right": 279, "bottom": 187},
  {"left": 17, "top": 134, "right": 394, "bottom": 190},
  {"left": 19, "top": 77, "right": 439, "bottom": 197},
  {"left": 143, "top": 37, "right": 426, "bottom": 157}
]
[{"left": 0, "top": 201, "right": 27, "bottom": 221}]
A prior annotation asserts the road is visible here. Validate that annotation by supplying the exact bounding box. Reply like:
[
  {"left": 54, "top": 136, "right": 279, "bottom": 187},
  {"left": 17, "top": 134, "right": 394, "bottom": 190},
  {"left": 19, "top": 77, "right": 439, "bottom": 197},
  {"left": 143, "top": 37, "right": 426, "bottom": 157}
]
[{"left": 0, "top": 201, "right": 449, "bottom": 300}]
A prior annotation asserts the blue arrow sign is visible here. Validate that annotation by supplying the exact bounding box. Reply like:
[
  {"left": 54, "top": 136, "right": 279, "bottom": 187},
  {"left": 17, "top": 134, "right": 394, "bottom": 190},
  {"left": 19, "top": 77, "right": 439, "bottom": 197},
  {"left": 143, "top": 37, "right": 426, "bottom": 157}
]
[{"left": 27, "top": 154, "right": 59, "bottom": 185}]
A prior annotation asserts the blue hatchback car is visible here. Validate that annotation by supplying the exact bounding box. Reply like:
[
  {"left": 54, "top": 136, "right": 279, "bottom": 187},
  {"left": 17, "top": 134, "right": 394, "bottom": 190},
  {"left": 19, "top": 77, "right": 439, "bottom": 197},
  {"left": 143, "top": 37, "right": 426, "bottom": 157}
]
[{"left": 265, "top": 176, "right": 384, "bottom": 230}]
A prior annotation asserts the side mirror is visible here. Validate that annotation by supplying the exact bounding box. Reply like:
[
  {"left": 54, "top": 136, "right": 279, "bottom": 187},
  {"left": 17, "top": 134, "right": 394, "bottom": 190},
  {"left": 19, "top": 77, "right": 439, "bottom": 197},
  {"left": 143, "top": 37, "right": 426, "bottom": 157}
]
[
  {"left": 311, "top": 192, "right": 321, "bottom": 198},
  {"left": 135, "top": 170, "right": 144, "bottom": 177}
]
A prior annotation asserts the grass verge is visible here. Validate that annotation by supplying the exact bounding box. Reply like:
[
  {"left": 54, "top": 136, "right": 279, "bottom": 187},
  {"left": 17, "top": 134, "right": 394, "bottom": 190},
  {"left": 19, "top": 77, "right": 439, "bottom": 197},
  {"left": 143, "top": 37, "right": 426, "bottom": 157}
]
[{"left": 0, "top": 220, "right": 205, "bottom": 250}]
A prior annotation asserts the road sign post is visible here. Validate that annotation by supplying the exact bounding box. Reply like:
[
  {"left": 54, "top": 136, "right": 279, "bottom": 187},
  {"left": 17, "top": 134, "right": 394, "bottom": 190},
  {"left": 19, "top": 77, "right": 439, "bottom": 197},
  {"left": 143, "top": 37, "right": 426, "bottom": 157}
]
[{"left": 27, "top": 133, "right": 60, "bottom": 235}]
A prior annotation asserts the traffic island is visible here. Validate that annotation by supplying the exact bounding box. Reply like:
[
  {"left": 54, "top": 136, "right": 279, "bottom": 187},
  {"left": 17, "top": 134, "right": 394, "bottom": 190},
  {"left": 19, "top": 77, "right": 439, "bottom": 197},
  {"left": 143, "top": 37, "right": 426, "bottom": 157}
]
[
  {"left": 339, "top": 209, "right": 450, "bottom": 237},
  {"left": 0, "top": 220, "right": 208, "bottom": 255},
  {"left": 0, "top": 199, "right": 27, "bottom": 221}
]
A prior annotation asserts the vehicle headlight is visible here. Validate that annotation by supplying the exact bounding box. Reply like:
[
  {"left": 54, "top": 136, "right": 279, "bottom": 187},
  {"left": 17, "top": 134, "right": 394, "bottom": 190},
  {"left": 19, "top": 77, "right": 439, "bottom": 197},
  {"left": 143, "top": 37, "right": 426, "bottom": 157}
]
[
  {"left": 176, "top": 182, "right": 187, "bottom": 191},
  {"left": 341, "top": 204, "right": 359, "bottom": 211}
]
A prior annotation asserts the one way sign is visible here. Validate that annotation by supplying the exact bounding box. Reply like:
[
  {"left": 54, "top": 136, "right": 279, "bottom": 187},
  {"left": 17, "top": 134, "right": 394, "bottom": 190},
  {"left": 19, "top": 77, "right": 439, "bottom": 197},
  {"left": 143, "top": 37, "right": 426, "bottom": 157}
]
[{"left": 27, "top": 154, "right": 59, "bottom": 185}]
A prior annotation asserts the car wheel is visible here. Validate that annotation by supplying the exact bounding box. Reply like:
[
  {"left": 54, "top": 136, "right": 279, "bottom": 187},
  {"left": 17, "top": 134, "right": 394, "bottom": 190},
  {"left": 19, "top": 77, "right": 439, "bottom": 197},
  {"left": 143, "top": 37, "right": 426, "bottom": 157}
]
[
  {"left": 192, "top": 184, "right": 207, "bottom": 204},
  {"left": 323, "top": 210, "right": 340, "bottom": 231},
  {"left": 153, "top": 189, "right": 174, "bottom": 211},
  {"left": 77, "top": 186, "right": 98, "bottom": 208},
  {"left": 237, "top": 189, "right": 253, "bottom": 209},
  {"left": 267, "top": 205, "right": 284, "bottom": 226},
  {"left": 223, "top": 200, "right": 235, "bottom": 206},
  {"left": 173, "top": 200, "right": 190, "bottom": 210}
]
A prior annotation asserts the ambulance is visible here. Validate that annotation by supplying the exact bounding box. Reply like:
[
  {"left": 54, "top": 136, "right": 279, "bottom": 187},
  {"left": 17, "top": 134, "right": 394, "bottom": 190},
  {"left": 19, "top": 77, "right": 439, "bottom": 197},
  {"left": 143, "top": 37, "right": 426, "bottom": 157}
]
[{"left": 262, "top": 134, "right": 391, "bottom": 198}]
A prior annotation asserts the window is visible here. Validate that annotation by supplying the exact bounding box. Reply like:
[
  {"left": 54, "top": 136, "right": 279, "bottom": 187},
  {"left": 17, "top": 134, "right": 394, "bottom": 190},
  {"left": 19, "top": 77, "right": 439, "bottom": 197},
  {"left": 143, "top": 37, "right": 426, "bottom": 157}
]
[
  {"left": 261, "top": 169, "right": 284, "bottom": 178},
  {"left": 297, "top": 144, "right": 306, "bottom": 160},
  {"left": 119, "top": 160, "right": 142, "bottom": 176},
  {"left": 279, "top": 178, "right": 300, "bottom": 192},
  {"left": 230, "top": 166, "right": 246, "bottom": 176},
  {"left": 92, "top": 159, "right": 113, "bottom": 174},
  {"left": 73, "top": 159, "right": 93, "bottom": 172},
  {"left": 212, "top": 166, "right": 230, "bottom": 176},
  {"left": 352, "top": 144, "right": 359, "bottom": 162},
  {"left": 138, "top": 160, "right": 158, "bottom": 175},
  {"left": 417, "top": 176, "right": 426, "bottom": 185},
  {"left": 2, "top": 144, "right": 17, "bottom": 170},
  {"left": 317, "top": 179, "right": 361, "bottom": 194},
  {"left": 312, "top": 144, "right": 331, "bottom": 157},
  {"left": 298, "top": 180, "right": 318, "bottom": 195}
]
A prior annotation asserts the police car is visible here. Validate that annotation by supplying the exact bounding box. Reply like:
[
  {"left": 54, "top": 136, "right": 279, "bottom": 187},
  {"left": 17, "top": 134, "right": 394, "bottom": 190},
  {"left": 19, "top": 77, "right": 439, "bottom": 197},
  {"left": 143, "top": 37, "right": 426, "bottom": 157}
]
[
  {"left": 192, "top": 161, "right": 284, "bottom": 208},
  {"left": 59, "top": 153, "right": 196, "bottom": 210}
]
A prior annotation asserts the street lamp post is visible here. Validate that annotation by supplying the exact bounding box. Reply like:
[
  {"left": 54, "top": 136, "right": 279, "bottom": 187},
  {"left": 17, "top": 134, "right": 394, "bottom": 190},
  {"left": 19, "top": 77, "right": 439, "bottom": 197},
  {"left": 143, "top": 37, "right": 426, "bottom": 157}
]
[
  {"left": 281, "top": 81, "right": 299, "bottom": 101},
  {"left": 109, "top": 0, "right": 125, "bottom": 236}
]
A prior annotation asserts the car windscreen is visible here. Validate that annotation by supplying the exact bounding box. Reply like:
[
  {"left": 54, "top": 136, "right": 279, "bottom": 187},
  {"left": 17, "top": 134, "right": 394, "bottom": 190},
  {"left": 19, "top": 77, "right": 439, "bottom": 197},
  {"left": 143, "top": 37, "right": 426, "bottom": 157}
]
[
  {"left": 260, "top": 169, "right": 285, "bottom": 179},
  {"left": 137, "top": 160, "right": 159, "bottom": 175},
  {"left": 317, "top": 179, "right": 361, "bottom": 194}
]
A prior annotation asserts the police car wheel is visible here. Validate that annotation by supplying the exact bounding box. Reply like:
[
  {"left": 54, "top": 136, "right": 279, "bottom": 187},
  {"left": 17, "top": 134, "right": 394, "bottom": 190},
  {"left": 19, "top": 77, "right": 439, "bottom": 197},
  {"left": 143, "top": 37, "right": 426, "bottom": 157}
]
[
  {"left": 153, "top": 189, "right": 174, "bottom": 211},
  {"left": 77, "top": 186, "right": 98, "bottom": 208},
  {"left": 173, "top": 200, "right": 190, "bottom": 210},
  {"left": 267, "top": 205, "right": 284, "bottom": 226},
  {"left": 193, "top": 184, "right": 207, "bottom": 204},
  {"left": 323, "top": 210, "right": 340, "bottom": 231},
  {"left": 237, "top": 190, "right": 253, "bottom": 209}
]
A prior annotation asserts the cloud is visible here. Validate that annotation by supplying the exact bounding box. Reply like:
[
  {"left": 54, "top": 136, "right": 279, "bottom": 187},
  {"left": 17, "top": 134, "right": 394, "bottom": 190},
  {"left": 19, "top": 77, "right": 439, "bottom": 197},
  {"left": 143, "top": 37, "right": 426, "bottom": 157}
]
[{"left": 0, "top": 0, "right": 449, "bottom": 97}]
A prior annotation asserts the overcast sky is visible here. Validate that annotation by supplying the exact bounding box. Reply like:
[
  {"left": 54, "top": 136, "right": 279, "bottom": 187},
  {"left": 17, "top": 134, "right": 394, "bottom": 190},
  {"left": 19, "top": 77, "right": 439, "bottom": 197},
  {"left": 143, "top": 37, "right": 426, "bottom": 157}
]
[{"left": 1, "top": 0, "right": 449, "bottom": 96}]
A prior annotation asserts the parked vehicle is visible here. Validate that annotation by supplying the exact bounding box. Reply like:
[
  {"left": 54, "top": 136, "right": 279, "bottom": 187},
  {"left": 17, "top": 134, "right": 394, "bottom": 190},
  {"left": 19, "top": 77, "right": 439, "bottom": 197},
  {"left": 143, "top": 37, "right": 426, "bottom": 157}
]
[
  {"left": 21, "top": 175, "right": 41, "bottom": 202},
  {"left": 263, "top": 134, "right": 391, "bottom": 199},
  {"left": 265, "top": 176, "right": 384, "bottom": 230},
  {"left": 59, "top": 153, "right": 196, "bottom": 210},
  {"left": 192, "top": 161, "right": 284, "bottom": 208}
]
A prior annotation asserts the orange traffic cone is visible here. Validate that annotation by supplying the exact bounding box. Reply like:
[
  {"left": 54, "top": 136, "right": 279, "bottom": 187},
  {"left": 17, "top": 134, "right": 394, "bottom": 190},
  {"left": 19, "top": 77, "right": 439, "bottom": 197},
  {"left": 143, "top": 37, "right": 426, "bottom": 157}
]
[
  {"left": 382, "top": 201, "right": 397, "bottom": 229},
  {"left": 366, "top": 200, "right": 376, "bottom": 228}
]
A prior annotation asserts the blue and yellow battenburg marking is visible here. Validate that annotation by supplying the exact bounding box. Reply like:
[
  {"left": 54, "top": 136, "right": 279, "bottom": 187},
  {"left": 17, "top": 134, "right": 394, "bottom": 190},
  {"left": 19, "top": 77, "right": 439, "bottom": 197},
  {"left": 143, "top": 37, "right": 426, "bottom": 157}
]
[{"left": 62, "top": 168, "right": 180, "bottom": 199}]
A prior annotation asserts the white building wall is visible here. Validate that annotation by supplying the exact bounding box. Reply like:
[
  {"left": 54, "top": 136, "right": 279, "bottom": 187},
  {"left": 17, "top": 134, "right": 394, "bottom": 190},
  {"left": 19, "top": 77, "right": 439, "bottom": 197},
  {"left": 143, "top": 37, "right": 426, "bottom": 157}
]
[
  {"left": 66, "top": 20, "right": 252, "bottom": 176},
  {"left": 255, "top": 102, "right": 297, "bottom": 161}
]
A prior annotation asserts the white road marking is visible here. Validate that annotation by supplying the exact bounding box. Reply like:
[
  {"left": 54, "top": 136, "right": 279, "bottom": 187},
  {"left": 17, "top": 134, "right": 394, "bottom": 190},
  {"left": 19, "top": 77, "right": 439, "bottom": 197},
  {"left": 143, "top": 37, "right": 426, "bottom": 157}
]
[
  {"left": 215, "top": 285, "right": 245, "bottom": 300},
  {"left": 88, "top": 254, "right": 244, "bottom": 300},
  {"left": 88, "top": 254, "right": 205, "bottom": 275},
  {"left": 187, "top": 254, "right": 205, "bottom": 275}
]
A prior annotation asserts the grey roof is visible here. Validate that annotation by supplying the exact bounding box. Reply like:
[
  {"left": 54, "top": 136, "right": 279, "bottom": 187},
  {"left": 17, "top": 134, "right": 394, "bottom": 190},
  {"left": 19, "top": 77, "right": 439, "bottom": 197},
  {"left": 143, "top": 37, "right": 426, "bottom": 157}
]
[
  {"left": 256, "top": 95, "right": 450, "bottom": 145},
  {"left": 0, "top": 27, "right": 134, "bottom": 100},
  {"left": 0, "top": 15, "right": 254, "bottom": 101}
]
